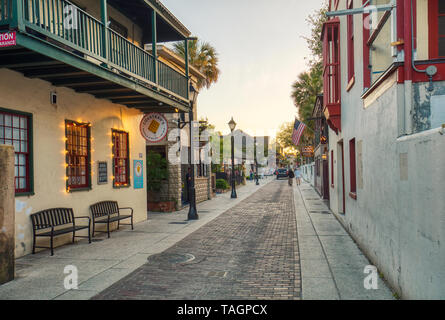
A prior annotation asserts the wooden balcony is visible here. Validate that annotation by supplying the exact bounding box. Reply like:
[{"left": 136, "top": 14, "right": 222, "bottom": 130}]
[{"left": 0, "top": 0, "right": 191, "bottom": 112}]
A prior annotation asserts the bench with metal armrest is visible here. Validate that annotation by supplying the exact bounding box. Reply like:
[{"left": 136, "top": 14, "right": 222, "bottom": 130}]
[
  {"left": 89, "top": 201, "right": 134, "bottom": 238},
  {"left": 30, "top": 208, "right": 91, "bottom": 256}
]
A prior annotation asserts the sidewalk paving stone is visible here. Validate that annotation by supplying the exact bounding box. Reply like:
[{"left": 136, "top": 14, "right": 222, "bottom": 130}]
[
  {"left": 0, "top": 178, "right": 272, "bottom": 300},
  {"left": 294, "top": 180, "right": 395, "bottom": 300},
  {"left": 93, "top": 180, "right": 301, "bottom": 300}
]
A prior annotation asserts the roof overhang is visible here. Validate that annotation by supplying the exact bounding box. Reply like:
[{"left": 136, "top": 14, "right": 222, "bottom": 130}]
[{"left": 108, "top": 0, "right": 191, "bottom": 42}]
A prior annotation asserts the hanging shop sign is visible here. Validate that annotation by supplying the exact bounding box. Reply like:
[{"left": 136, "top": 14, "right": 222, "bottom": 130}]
[
  {"left": 0, "top": 32, "right": 16, "bottom": 48},
  {"left": 133, "top": 160, "right": 144, "bottom": 189},
  {"left": 140, "top": 112, "right": 168, "bottom": 143},
  {"left": 302, "top": 146, "right": 314, "bottom": 157}
]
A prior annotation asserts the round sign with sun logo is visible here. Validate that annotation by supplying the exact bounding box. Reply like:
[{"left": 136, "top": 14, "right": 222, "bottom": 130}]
[{"left": 140, "top": 112, "right": 168, "bottom": 143}]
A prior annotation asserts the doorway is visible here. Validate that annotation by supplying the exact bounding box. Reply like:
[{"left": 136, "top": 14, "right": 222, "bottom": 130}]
[{"left": 337, "top": 141, "right": 345, "bottom": 214}]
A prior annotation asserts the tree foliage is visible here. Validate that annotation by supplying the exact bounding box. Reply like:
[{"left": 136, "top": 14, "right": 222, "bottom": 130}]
[
  {"left": 289, "top": 2, "right": 328, "bottom": 149},
  {"left": 173, "top": 40, "right": 221, "bottom": 90},
  {"left": 276, "top": 121, "right": 295, "bottom": 150}
]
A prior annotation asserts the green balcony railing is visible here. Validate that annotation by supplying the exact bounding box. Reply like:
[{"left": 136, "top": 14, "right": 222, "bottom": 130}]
[
  {"left": 108, "top": 28, "right": 156, "bottom": 85},
  {"left": 0, "top": 0, "right": 12, "bottom": 24},
  {"left": 158, "top": 59, "right": 188, "bottom": 99},
  {"left": 0, "top": 0, "right": 189, "bottom": 100},
  {"left": 23, "top": 0, "right": 106, "bottom": 60}
]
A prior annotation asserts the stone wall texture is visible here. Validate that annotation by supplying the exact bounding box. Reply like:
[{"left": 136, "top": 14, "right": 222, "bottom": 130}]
[{"left": 195, "top": 177, "right": 210, "bottom": 204}]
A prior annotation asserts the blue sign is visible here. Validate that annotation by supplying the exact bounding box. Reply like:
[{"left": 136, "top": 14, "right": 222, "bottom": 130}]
[{"left": 134, "top": 160, "right": 144, "bottom": 189}]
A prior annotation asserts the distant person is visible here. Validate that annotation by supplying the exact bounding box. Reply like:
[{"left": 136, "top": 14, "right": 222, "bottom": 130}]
[
  {"left": 288, "top": 168, "right": 295, "bottom": 186},
  {"left": 295, "top": 167, "right": 302, "bottom": 186}
]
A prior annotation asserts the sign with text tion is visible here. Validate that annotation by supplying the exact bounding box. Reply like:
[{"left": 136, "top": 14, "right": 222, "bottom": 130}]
[
  {"left": 140, "top": 112, "right": 168, "bottom": 143},
  {"left": 0, "top": 32, "right": 16, "bottom": 48},
  {"left": 133, "top": 160, "right": 144, "bottom": 189}
]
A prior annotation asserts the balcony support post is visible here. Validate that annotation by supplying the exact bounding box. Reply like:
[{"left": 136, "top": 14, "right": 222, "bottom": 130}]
[
  {"left": 151, "top": 10, "right": 158, "bottom": 85},
  {"left": 185, "top": 38, "right": 189, "bottom": 100},
  {"left": 100, "top": 0, "right": 109, "bottom": 62},
  {"left": 11, "top": 0, "right": 25, "bottom": 31}
]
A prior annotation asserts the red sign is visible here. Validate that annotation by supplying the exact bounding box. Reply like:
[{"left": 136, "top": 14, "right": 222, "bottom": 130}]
[{"left": 0, "top": 32, "right": 16, "bottom": 48}]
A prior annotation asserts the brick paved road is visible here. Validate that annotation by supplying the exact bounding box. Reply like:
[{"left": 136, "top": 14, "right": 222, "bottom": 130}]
[{"left": 93, "top": 180, "right": 300, "bottom": 300}]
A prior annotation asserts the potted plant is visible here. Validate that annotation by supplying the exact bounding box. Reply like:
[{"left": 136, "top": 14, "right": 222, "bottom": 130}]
[{"left": 215, "top": 179, "right": 230, "bottom": 194}]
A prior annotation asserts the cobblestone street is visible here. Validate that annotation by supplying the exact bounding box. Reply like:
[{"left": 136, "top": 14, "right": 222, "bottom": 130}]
[{"left": 93, "top": 180, "right": 301, "bottom": 300}]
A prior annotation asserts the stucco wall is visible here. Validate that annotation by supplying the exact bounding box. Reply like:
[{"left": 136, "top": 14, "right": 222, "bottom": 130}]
[
  {"left": 327, "top": 0, "right": 445, "bottom": 299},
  {"left": 330, "top": 74, "right": 445, "bottom": 300},
  {"left": 0, "top": 68, "right": 147, "bottom": 258},
  {"left": 73, "top": 0, "right": 144, "bottom": 47}
]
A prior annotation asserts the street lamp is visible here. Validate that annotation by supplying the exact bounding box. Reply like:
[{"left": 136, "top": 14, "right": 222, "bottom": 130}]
[
  {"left": 228, "top": 117, "right": 237, "bottom": 199},
  {"left": 254, "top": 137, "right": 260, "bottom": 186},
  {"left": 187, "top": 83, "right": 199, "bottom": 220}
]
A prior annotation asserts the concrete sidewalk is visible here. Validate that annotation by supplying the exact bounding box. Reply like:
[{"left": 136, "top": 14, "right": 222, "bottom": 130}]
[
  {"left": 294, "top": 181, "right": 395, "bottom": 300},
  {"left": 0, "top": 177, "right": 273, "bottom": 300}
]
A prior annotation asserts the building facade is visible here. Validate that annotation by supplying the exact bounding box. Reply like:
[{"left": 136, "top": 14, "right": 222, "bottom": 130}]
[
  {"left": 145, "top": 45, "right": 212, "bottom": 210},
  {"left": 0, "top": 0, "right": 195, "bottom": 257},
  {"left": 323, "top": 0, "right": 445, "bottom": 299},
  {"left": 312, "top": 95, "right": 330, "bottom": 200}
]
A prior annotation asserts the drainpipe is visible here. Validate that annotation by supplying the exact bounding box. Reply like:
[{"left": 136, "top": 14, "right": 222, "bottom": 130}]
[
  {"left": 410, "top": 0, "right": 436, "bottom": 91},
  {"left": 403, "top": 0, "right": 413, "bottom": 135}
]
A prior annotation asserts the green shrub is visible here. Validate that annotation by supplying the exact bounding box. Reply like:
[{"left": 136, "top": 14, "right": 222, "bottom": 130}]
[{"left": 216, "top": 179, "right": 229, "bottom": 190}]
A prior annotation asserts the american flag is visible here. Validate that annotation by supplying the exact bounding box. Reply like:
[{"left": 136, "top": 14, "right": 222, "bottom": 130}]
[{"left": 292, "top": 119, "right": 306, "bottom": 147}]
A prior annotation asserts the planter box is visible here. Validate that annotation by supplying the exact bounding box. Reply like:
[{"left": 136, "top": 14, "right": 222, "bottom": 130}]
[{"left": 148, "top": 201, "right": 176, "bottom": 212}]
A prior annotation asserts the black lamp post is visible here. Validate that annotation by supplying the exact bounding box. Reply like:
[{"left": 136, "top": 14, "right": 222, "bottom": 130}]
[
  {"left": 228, "top": 117, "right": 237, "bottom": 199},
  {"left": 187, "top": 84, "right": 199, "bottom": 220}
]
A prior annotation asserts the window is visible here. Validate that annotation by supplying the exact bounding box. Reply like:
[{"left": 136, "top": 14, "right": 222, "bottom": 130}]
[
  {"left": 0, "top": 109, "right": 33, "bottom": 195},
  {"left": 322, "top": 20, "right": 341, "bottom": 107},
  {"left": 429, "top": 0, "right": 445, "bottom": 58},
  {"left": 362, "top": 0, "right": 371, "bottom": 89},
  {"left": 347, "top": 0, "right": 355, "bottom": 85},
  {"left": 109, "top": 18, "right": 128, "bottom": 39},
  {"left": 112, "top": 129, "right": 130, "bottom": 187},
  {"left": 66, "top": 120, "right": 91, "bottom": 191},
  {"left": 349, "top": 138, "right": 357, "bottom": 199},
  {"left": 322, "top": 19, "right": 342, "bottom": 133}
]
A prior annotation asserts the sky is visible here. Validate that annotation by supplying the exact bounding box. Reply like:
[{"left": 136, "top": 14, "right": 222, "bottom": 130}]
[{"left": 161, "top": 0, "right": 326, "bottom": 138}]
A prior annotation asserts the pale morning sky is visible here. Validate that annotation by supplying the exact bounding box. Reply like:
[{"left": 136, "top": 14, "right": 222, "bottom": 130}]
[{"left": 161, "top": 0, "right": 327, "bottom": 138}]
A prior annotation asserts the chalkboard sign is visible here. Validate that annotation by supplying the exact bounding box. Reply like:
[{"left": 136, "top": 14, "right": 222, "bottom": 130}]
[{"left": 97, "top": 161, "right": 108, "bottom": 185}]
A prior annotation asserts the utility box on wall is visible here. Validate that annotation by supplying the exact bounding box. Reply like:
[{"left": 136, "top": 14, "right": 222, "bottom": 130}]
[{"left": 0, "top": 145, "right": 15, "bottom": 285}]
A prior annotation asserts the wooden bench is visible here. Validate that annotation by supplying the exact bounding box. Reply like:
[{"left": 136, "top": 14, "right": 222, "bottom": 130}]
[
  {"left": 90, "top": 201, "right": 134, "bottom": 238},
  {"left": 31, "top": 208, "right": 91, "bottom": 256}
]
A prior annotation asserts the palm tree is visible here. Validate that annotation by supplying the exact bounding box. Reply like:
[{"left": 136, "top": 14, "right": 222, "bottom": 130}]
[{"left": 173, "top": 40, "right": 220, "bottom": 90}]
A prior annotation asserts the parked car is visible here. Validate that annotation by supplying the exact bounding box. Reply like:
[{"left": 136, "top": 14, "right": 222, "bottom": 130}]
[{"left": 276, "top": 169, "right": 288, "bottom": 180}]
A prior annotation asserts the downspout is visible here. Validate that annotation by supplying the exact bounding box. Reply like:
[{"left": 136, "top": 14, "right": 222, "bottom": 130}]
[
  {"left": 404, "top": 0, "right": 413, "bottom": 135},
  {"left": 410, "top": 0, "right": 436, "bottom": 90}
]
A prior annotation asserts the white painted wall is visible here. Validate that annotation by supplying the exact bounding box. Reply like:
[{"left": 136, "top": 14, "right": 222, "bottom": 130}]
[
  {"left": 326, "top": 0, "right": 445, "bottom": 299},
  {"left": 0, "top": 69, "right": 148, "bottom": 258},
  {"left": 301, "top": 163, "right": 315, "bottom": 186}
]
